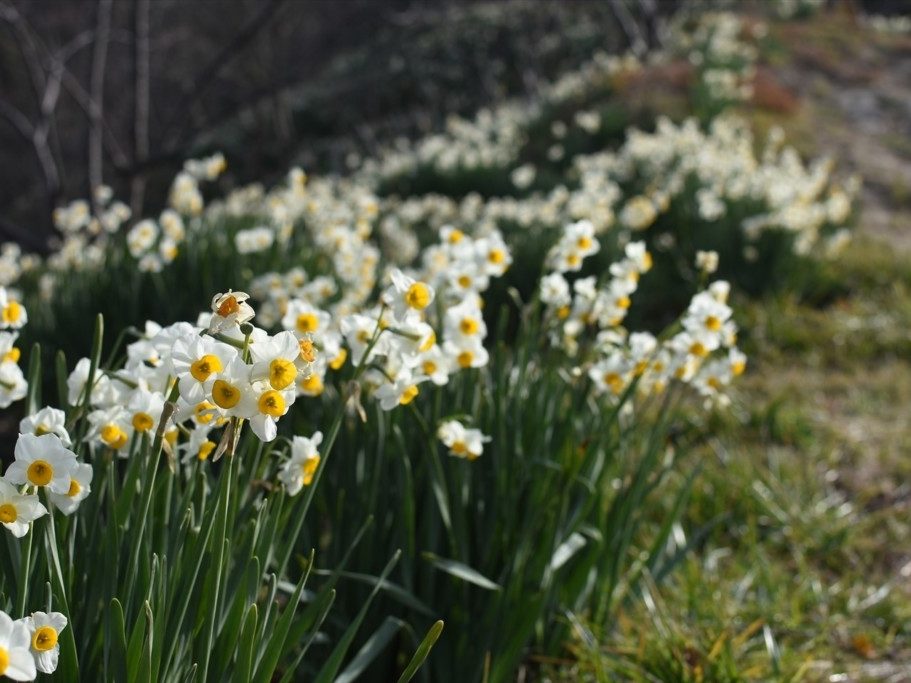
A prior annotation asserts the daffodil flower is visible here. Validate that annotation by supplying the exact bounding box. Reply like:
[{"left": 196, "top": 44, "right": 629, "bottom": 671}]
[
  {"left": 180, "top": 427, "right": 217, "bottom": 463},
  {"left": 444, "top": 299, "right": 487, "bottom": 343},
  {"left": 414, "top": 345, "right": 451, "bottom": 386},
  {"left": 0, "top": 479, "right": 47, "bottom": 538},
  {"left": 47, "top": 462, "right": 93, "bottom": 516},
  {"left": 387, "top": 318, "right": 436, "bottom": 360},
  {"left": 5, "top": 433, "right": 77, "bottom": 494},
  {"left": 383, "top": 269, "right": 435, "bottom": 321},
  {"left": 19, "top": 407, "right": 71, "bottom": 446},
  {"left": 126, "top": 219, "right": 159, "bottom": 258},
  {"left": 0, "top": 611, "right": 36, "bottom": 681},
  {"left": 589, "top": 354, "right": 633, "bottom": 397},
  {"left": 340, "top": 313, "right": 387, "bottom": 366},
  {"left": 296, "top": 370, "right": 325, "bottom": 398},
  {"left": 127, "top": 389, "right": 165, "bottom": 436},
  {"left": 0, "top": 361, "right": 26, "bottom": 409},
  {"left": 247, "top": 383, "right": 295, "bottom": 442},
  {"left": 277, "top": 432, "right": 323, "bottom": 496},
  {"left": 22, "top": 611, "right": 67, "bottom": 674},
  {"left": 208, "top": 291, "right": 254, "bottom": 333},
  {"left": 683, "top": 291, "right": 732, "bottom": 340},
  {"left": 87, "top": 407, "right": 133, "bottom": 453},
  {"left": 208, "top": 356, "right": 254, "bottom": 418},
  {"left": 374, "top": 368, "right": 424, "bottom": 411},
  {"left": 0, "top": 332, "right": 20, "bottom": 365},
  {"left": 474, "top": 232, "right": 512, "bottom": 277},
  {"left": 249, "top": 331, "right": 301, "bottom": 392},
  {"left": 0, "top": 288, "right": 27, "bottom": 330},
  {"left": 280, "top": 300, "right": 330, "bottom": 338},
  {"left": 445, "top": 268, "right": 489, "bottom": 297},
  {"left": 66, "top": 357, "right": 115, "bottom": 407},
  {"left": 171, "top": 335, "right": 238, "bottom": 403},
  {"left": 442, "top": 337, "right": 489, "bottom": 370},
  {"left": 437, "top": 420, "right": 489, "bottom": 460}
]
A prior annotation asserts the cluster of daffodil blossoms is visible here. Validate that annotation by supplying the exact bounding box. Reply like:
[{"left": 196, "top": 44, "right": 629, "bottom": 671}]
[
  {"left": 538, "top": 224, "right": 745, "bottom": 408},
  {"left": 670, "top": 11, "right": 761, "bottom": 104},
  {"left": 37, "top": 184, "right": 131, "bottom": 287},
  {"left": 354, "top": 11, "right": 760, "bottom": 189},
  {"left": 351, "top": 110, "right": 853, "bottom": 262},
  {"left": 866, "top": 13, "right": 911, "bottom": 34},
  {"left": 354, "top": 50, "right": 642, "bottom": 185},
  {"left": 579, "top": 115, "right": 857, "bottom": 254},
  {"left": 248, "top": 224, "right": 510, "bottom": 419},
  {"left": 72, "top": 290, "right": 321, "bottom": 456},
  {"left": 0, "top": 288, "right": 321, "bottom": 679},
  {"left": 0, "top": 294, "right": 72, "bottom": 679},
  {"left": 0, "top": 288, "right": 28, "bottom": 409},
  {"left": 0, "top": 434, "right": 75, "bottom": 678},
  {"left": 0, "top": 610, "right": 68, "bottom": 679},
  {"left": 0, "top": 154, "right": 228, "bottom": 289},
  {"left": 126, "top": 153, "right": 227, "bottom": 273}
]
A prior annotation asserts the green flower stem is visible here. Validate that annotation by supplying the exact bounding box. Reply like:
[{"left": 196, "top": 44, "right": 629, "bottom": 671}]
[
  {"left": 198, "top": 447, "right": 236, "bottom": 683},
  {"left": 43, "top": 496, "right": 79, "bottom": 675},
  {"left": 273, "top": 309, "right": 388, "bottom": 580},
  {"left": 15, "top": 520, "right": 33, "bottom": 617},
  {"left": 123, "top": 381, "right": 180, "bottom": 614},
  {"left": 408, "top": 403, "right": 459, "bottom": 557}
]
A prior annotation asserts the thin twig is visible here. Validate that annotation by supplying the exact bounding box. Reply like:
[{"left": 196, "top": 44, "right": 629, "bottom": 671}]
[
  {"left": 130, "top": 0, "right": 150, "bottom": 218},
  {"left": 162, "top": 0, "right": 287, "bottom": 148},
  {"left": 608, "top": 0, "right": 647, "bottom": 56},
  {"left": 88, "top": 0, "right": 113, "bottom": 209}
]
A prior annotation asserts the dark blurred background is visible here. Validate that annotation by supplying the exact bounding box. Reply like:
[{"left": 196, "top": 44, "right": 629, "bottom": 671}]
[
  {"left": 0, "top": 0, "right": 902, "bottom": 253},
  {"left": 0, "top": 0, "right": 645, "bottom": 251}
]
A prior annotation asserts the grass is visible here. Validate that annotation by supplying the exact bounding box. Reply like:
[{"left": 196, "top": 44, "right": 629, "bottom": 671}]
[
  {"left": 546, "top": 10, "right": 911, "bottom": 675},
  {"left": 551, "top": 236, "right": 911, "bottom": 680}
]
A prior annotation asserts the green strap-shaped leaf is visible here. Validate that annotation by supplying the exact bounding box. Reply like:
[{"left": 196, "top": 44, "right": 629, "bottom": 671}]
[
  {"left": 423, "top": 553, "right": 501, "bottom": 591},
  {"left": 251, "top": 552, "right": 313, "bottom": 683},
  {"left": 126, "top": 600, "right": 148, "bottom": 681},
  {"left": 311, "top": 569, "right": 434, "bottom": 617},
  {"left": 234, "top": 604, "right": 258, "bottom": 683},
  {"left": 396, "top": 620, "right": 444, "bottom": 683},
  {"left": 108, "top": 599, "right": 128, "bottom": 683},
  {"left": 313, "top": 550, "right": 401, "bottom": 683},
  {"left": 549, "top": 532, "right": 588, "bottom": 572},
  {"left": 25, "top": 342, "right": 40, "bottom": 415},
  {"left": 335, "top": 616, "right": 406, "bottom": 683},
  {"left": 136, "top": 602, "right": 154, "bottom": 683},
  {"left": 55, "top": 350, "right": 68, "bottom": 412},
  {"left": 278, "top": 588, "right": 336, "bottom": 683}
]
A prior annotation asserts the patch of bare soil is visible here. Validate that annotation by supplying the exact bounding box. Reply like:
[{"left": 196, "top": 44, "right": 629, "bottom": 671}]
[{"left": 770, "top": 12, "right": 911, "bottom": 251}]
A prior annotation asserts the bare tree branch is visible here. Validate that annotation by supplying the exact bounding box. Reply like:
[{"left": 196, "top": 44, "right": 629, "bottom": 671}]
[
  {"left": 0, "top": 95, "right": 61, "bottom": 200},
  {"left": 0, "top": 1, "right": 47, "bottom": 109},
  {"left": 0, "top": 1, "right": 61, "bottom": 203},
  {"left": 608, "top": 0, "right": 647, "bottom": 56},
  {"left": 637, "top": 0, "right": 662, "bottom": 50},
  {"left": 45, "top": 30, "right": 98, "bottom": 187},
  {"left": 55, "top": 70, "right": 130, "bottom": 169},
  {"left": 131, "top": 0, "right": 150, "bottom": 218},
  {"left": 88, "top": 0, "right": 113, "bottom": 208},
  {"left": 22, "top": 24, "right": 130, "bottom": 169},
  {"left": 0, "top": 97, "right": 34, "bottom": 139},
  {"left": 162, "top": 0, "right": 287, "bottom": 148}
]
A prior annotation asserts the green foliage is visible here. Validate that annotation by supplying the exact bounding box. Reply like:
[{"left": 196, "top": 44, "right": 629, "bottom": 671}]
[
  {"left": 281, "top": 305, "right": 696, "bottom": 680},
  {"left": 550, "top": 236, "right": 911, "bottom": 680},
  {"left": 2, "top": 319, "right": 441, "bottom": 681}
]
